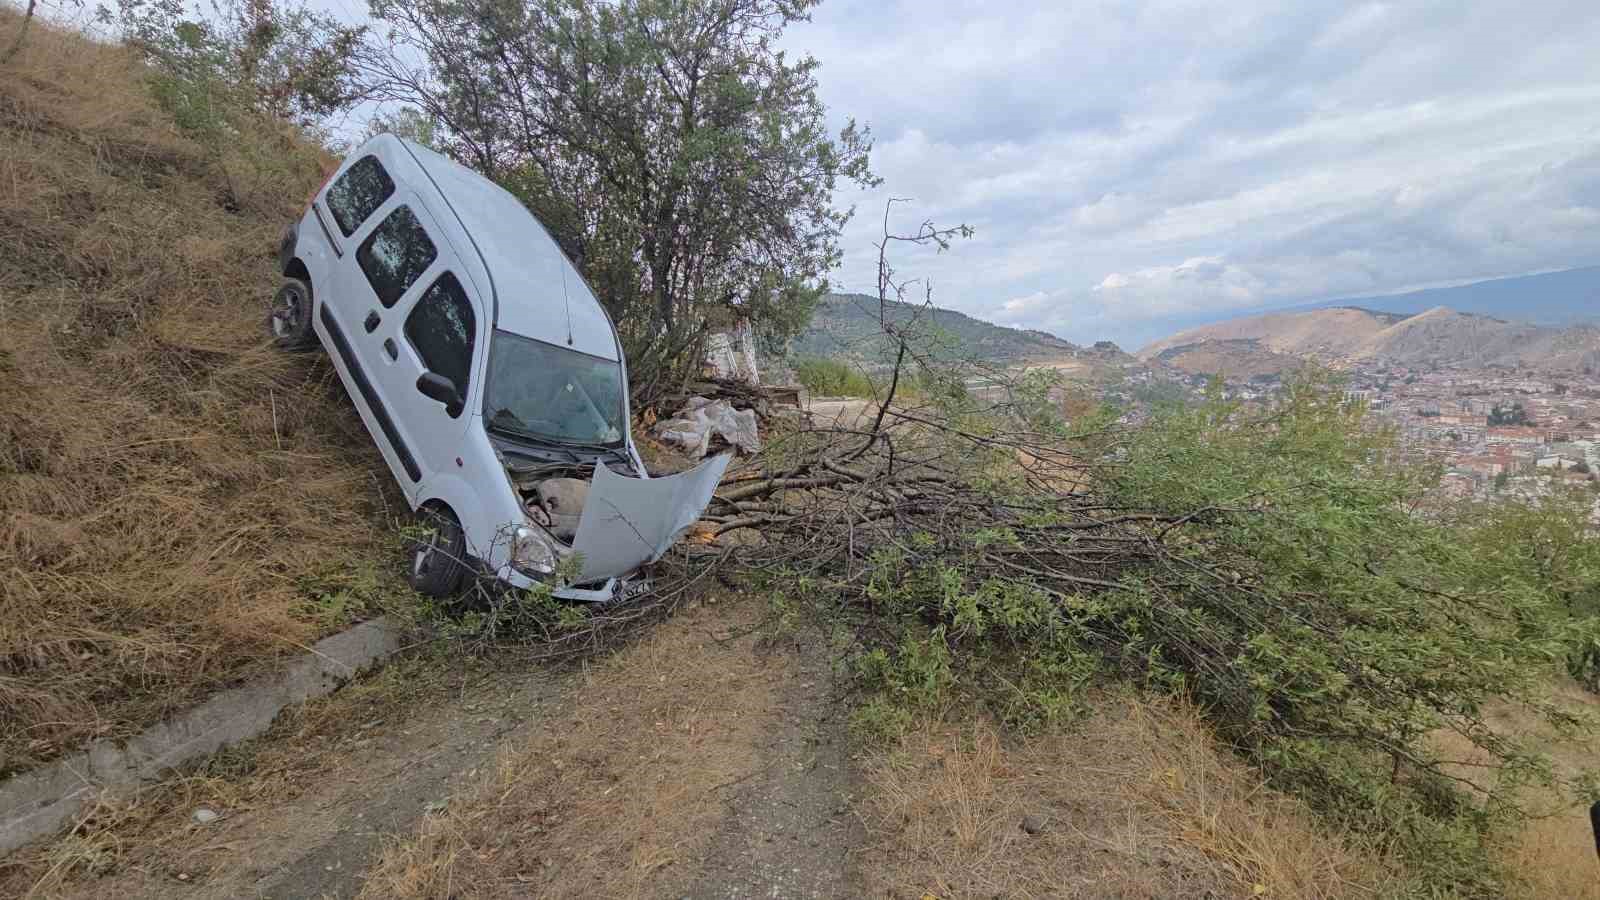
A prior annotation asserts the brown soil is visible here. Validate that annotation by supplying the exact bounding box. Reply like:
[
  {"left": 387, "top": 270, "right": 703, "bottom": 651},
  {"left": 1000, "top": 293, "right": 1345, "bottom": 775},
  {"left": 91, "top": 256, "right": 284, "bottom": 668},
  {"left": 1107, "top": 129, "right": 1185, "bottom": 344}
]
[
  {"left": 4, "top": 596, "right": 862, "bottom": 899},
  {"left": 1433, "top": 680, "right": 1600, "bottom": 900},
  {"left": 355, "top": 595, "right": 859, "bottom": 900},
  {"left": 9, "top": 602, "right": 1512, "bottom": 900},
  {"left": 3, "top": 651, "right": 574, "bottom": 899}
]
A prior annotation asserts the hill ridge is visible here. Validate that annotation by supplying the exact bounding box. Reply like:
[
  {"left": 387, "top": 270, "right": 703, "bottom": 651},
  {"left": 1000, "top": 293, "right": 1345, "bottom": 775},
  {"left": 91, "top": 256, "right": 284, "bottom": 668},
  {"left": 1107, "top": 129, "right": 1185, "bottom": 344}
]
[
  {"left": 788, "top": 291, "right": 1083, "bottom": 366},
  {"left": 1139, "top": 303, "right": 1600, "bottom": 375}
]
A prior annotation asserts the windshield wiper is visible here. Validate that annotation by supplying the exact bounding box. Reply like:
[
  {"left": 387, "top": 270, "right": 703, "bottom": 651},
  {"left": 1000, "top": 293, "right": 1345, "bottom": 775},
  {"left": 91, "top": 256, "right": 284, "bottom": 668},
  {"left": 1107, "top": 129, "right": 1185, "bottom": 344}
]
[
  {"left": 488, "top": 408, "right": 590, "bottom": 461},
  {"left": 489, "top": 407, "right": 625, "bottom": 457}
]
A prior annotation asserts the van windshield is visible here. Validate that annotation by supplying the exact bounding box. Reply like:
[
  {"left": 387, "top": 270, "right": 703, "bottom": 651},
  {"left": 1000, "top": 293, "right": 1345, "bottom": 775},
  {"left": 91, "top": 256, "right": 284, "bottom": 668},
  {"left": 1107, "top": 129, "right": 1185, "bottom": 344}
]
[{"left": 483, "top": 330, "right": 626, "bottom": 447}]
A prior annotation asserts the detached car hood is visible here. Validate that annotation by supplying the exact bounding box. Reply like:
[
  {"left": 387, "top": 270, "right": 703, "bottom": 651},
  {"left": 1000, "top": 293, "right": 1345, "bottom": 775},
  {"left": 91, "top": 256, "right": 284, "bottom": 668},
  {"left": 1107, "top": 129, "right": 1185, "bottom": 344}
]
[{"left": 569, "top": 453, "right": 731, "bottom": 582}]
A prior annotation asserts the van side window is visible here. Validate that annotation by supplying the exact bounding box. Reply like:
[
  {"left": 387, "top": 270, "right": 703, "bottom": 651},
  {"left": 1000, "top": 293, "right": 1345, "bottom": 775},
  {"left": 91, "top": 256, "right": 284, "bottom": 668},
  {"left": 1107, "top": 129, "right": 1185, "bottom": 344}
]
[
  {"left": 357, "top": 206, "right": 437, "bottom": 308},
  {"left": 405, "top": 272, "right": 476, "bottom": 401},
  {"left": 325, "top": 155, "right": 394, "bottom": 237}
]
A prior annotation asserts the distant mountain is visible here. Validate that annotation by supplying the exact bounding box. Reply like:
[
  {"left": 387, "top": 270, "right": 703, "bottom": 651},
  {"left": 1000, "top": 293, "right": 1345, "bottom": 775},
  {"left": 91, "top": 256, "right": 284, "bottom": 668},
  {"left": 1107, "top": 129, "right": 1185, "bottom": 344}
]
[
  {"left": 1139, "top": 305, "right": 1600, "bottom": 375},
  {"left": 1148, "top": 338, "right": 1304, "bottom": 381},
  {"left": 1140, "top": 307, "right": 1410, "bottom": 361},
  {"left": 788, "top": 293, "right": 1081, "bottom": 366},
  {"left": 1300, "top": 266, "right": 1600, "bottom": 326}
]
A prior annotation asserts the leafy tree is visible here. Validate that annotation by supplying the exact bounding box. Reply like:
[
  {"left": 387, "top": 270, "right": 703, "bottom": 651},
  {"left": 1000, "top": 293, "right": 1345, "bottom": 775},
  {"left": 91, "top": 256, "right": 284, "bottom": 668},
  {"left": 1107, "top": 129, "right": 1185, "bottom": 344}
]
[
  {"left": 359, "top": 0, "right": 878, "bottom": 399},
  {"left": 1488, "top": 401, "right": 1529, "bottom": 426},
  {"left": 1460, "top": 487, "right": 1600, "bottom": 691},
  {"left": 364, "top": 106, "right": 443, "bottom": 150},
  {"left": 106, "top": 0, "right": 365, "bottom": 133}
]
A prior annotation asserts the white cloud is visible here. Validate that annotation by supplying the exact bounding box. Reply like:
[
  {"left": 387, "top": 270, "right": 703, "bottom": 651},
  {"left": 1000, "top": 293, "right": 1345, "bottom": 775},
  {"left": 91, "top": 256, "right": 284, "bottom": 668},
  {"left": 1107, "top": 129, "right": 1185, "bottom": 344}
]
[
  {"left": 782, "top": 0, "right": 1600, "bottom": 346},
  {"left": 1092, "top": 257, "right": 1266, "bottom": 316},
  {"left": 1073, "top": 193, "right": 1152, "bottom": 233}
]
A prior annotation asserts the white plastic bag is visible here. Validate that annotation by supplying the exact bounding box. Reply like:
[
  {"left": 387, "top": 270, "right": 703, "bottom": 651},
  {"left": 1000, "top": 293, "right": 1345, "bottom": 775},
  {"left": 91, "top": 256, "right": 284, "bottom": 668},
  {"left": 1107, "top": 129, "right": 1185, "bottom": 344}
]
[{"left": 656, "top": 396, "right": 761, "bottom": 458}]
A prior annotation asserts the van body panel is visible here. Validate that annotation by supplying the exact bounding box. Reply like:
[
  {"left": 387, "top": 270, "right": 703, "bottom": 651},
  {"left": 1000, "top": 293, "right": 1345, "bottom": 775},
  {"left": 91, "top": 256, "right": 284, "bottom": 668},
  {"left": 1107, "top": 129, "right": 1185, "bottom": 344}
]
[
  {"left": 414, "top": 448, "right": 519, "bottom": 573},
  {"left": 339, "top": 193, "right": 479, "bottom": 496},
  {"left": 281, "top": 134, "right": 710, "bottom": 601},
  {"left": 316, "top": 302, "right": 423, "bottom": 487},
  {"left": 569, "top": 454, "right": 731, "bottom": 581},
  {"left": 399, "top": 142, "right": 619, "bottom": 361}
]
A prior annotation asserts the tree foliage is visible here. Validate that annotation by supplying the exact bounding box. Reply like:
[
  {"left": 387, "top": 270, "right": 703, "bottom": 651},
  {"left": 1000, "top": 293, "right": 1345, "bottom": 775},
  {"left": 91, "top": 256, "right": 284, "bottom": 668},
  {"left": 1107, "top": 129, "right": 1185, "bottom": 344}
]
[
  {"left": 1488, "top": 400, "right": 1529, "bottom": 426},
  {"left": 681, "top": 362, "right": 1600, "bottom": 893},
  {"left": 358, "top": 0, "right": 877, "bottom": 400},
  {"left": 106, "top": 0, "right": 365, "bottom": 135}
]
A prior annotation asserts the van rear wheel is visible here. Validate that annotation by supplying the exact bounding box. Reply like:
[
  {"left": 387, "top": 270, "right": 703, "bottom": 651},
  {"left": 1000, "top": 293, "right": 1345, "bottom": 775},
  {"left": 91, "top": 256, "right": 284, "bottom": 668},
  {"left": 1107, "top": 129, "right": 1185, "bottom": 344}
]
[
  {"left": 407, "top": 506, "right": 467, "bottom": 598},
  {"left": 268, "top": 278, "right": 317, "bottom": 350}
]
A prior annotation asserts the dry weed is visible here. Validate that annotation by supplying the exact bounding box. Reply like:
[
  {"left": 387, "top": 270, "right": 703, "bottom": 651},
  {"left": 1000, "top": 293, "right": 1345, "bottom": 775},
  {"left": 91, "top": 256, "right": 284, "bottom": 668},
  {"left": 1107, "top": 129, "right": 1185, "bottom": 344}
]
[
  {"left": 1432, "top": 679, "right": 1600, "bottom": 900},
  {"left": 0, "top": 11, "right": 391, "bottom": 774},
  {"left": 856, "top": 691, "right": 1394, "bottom": 900},
  {"left": 357, "top": 596, "right": 796, "bottom": 899}
]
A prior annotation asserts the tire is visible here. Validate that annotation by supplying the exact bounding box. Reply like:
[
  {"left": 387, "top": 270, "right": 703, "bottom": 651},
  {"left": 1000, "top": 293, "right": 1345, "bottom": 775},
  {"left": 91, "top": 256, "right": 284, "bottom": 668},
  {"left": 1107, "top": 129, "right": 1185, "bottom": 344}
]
[
  {"left": 407, "top": 506, "right": 468, "bottom": 598},
  {"left": 268, "top": 278, "right": 317, "bottom": 351}
]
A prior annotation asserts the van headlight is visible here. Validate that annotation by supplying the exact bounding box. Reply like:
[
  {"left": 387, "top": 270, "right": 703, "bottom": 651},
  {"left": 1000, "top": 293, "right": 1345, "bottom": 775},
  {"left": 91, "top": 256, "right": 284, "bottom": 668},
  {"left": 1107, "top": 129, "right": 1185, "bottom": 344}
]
[{"left": 511, "top": 524, "right": 557, "bottom": 575}]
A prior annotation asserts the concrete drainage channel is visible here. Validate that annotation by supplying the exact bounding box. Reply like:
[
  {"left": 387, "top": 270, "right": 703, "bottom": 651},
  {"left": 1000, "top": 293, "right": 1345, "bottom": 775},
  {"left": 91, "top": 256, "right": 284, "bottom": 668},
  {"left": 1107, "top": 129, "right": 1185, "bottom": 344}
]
[{"left": 0, "top": 617, "right": 404, "bottom": 856}]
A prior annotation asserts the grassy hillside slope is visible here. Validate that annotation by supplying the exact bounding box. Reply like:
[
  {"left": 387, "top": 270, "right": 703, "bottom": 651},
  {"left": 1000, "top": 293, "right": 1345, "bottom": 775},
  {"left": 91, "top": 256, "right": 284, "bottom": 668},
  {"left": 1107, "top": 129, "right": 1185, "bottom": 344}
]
[{"left": 0, "top": 13, "right": 390, "bottom": 775}]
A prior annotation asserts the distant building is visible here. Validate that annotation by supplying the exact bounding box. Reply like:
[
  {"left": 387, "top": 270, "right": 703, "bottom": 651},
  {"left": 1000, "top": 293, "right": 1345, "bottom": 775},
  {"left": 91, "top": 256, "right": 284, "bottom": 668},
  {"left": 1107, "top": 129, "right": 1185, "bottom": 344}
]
[{"left": 1485, "top": 426, "right": 1546, "bottom": 447}]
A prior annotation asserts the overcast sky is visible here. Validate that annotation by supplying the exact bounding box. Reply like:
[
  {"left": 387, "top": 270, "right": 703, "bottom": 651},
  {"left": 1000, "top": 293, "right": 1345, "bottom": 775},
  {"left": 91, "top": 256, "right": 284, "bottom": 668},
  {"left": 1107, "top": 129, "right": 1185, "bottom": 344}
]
[
  {"left": 781, "top": 0, "right": 1600, "bottom": 348},
  {"left": 293, "top": 0, "right": 1600, "bottom": 349}
]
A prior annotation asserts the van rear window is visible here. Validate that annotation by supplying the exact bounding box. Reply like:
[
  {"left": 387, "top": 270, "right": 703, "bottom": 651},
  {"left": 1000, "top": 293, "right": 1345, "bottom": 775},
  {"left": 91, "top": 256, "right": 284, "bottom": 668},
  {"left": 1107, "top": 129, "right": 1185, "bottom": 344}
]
[
  {"left": 325, "top": 155, "right": 394, "bottom": 237},
  {"left": 357, "top": 206, "right": 437, "bottom": 308},
  {"left": 405, "top": 272, "right": 476, "bottom": 399}
]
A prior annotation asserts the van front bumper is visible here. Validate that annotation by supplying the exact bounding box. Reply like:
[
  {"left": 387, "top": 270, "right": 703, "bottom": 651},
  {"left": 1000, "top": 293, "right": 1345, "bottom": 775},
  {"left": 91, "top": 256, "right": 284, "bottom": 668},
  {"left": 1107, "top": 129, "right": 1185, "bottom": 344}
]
[{"left": 494, "top": 564, "right": 647, "bottom": 603}]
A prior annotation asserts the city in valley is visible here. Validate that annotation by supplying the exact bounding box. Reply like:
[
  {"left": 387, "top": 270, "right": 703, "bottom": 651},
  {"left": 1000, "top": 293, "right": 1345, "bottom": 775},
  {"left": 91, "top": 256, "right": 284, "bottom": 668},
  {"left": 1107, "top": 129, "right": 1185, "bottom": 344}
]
[
  {"left": 1100, "top": 297, "right": 1600, "bottom": 513},
  {"left": 1342, "top": 365, "right": 1598, "bottom": 505}
]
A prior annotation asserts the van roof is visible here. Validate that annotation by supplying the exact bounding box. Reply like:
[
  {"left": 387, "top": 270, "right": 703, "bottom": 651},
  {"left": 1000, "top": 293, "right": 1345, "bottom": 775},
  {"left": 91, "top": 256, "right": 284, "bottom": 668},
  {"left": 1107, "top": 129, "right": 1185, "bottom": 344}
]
[{"left": 396, "top": 138, "right": 621, "bottom": 362}]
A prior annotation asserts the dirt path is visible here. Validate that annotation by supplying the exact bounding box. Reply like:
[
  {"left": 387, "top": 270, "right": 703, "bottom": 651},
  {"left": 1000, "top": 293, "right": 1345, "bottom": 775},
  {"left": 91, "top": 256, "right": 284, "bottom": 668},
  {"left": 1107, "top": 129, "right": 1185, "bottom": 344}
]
[
  {"left": 806, "top": 397, "right": 872, "bottom": 429},
  {"left": 21, "top": 657, "right": 575, "bottom": 900},
  {"left": 226, "top": 671, "right": 574, "bottom": 900},
  {"left": 12, "top": 596, "right": 862, "bottom": 900},
  {"left": 679, "top": 630, "right": 862, "bottom": 900}
]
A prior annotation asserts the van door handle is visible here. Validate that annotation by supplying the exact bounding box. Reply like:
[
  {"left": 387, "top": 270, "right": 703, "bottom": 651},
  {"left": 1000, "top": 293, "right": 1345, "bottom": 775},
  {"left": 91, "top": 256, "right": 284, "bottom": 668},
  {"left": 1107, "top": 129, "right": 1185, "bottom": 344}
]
[
  {"left": 383, "top": 338, "right": 398, "bottom": 361},
  {"left": 364, "top": 310, "right": 381, "bottom": 333}
]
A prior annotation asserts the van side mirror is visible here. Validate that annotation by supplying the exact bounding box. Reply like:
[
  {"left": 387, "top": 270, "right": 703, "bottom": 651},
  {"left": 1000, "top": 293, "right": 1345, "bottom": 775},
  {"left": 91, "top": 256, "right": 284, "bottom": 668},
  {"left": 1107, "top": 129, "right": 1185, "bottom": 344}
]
[{"left": 416, "top": 372, "right": 463, "bottom": 417}]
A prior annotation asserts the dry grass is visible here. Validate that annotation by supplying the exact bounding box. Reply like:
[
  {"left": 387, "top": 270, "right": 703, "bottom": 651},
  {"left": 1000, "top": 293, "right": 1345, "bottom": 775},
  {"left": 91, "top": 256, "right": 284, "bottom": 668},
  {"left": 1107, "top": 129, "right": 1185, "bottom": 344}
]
[
  {"left": 356, "top": 596, "right": 796, "bottom": 899},
  {"left": 856, "top": 691, "right": 1395, "bottom": 900},
  {"left": 1432, "top": 680, "right": 1600, "bottom": 900},
  {"left": 0, "top": 12, "right": 391, "bottom": 774}
]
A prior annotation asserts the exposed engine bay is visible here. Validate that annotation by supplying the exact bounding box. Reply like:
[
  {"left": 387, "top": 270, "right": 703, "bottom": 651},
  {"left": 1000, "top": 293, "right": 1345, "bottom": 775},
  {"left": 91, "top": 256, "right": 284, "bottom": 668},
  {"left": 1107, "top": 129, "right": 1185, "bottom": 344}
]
[
  {"left": 495, "top": 444, "right": 731, "bottom": 590},
  {"left": 505, "top": 461, "right": 598, "bottom": 542}
]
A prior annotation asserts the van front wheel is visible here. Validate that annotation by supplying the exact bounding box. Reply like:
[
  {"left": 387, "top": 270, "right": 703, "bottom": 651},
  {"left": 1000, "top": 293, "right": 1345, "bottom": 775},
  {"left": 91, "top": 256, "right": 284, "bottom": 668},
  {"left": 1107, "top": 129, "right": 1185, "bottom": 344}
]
[
  {"left": 407, "top": 506, "right": 467, "bottom": 598},
  {"left": 268, "top": 278, "right": 317, "bottom": 350}
]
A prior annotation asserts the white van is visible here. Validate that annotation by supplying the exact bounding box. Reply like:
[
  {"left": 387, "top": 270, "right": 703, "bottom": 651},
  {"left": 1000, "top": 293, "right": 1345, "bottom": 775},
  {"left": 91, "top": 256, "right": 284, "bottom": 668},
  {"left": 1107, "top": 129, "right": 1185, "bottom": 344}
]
[{"left": 270, "top": 134, "right": 728, "bottom": 601}]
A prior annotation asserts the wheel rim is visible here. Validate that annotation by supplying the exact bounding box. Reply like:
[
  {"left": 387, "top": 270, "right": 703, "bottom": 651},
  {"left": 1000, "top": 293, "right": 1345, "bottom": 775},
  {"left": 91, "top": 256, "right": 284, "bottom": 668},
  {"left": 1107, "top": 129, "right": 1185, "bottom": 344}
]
[
  {"left": 272, "top": 289, "right": 303, "bottom": 337},
  {"left": 413, "top": 531, "right": 439, "bottom": 579}
]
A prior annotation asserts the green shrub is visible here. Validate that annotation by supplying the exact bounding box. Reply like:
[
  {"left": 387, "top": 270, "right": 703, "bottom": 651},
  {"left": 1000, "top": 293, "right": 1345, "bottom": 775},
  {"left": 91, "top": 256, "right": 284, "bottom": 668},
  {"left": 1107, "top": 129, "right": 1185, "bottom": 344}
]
[
  {"left": 839, "top": 372, "right": 1600, "bottom": 894},
  {"left": 793, "top": 357, "right": 876, "bottom": 397}
]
